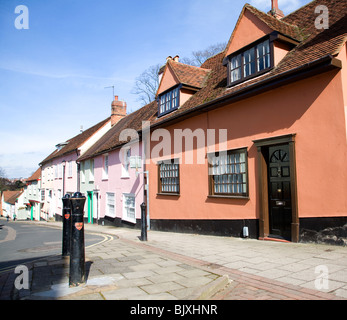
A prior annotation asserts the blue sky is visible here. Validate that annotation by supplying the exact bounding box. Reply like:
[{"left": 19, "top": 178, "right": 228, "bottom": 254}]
[{"left": 0, "top": 0, "right": 309, "bottom": 179}]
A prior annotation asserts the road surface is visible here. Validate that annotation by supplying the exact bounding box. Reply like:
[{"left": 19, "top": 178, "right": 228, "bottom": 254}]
[{"left": 0, "top": 220, "right": 105, "bottom": 273}]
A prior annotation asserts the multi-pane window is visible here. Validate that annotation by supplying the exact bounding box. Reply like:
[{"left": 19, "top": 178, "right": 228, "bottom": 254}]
[
  {"left": 208, "top": 148, "right": 248, "bottom": 197},
  {"left": 257, "top": 40, "right": 271, "bottom": 72},
  {"left": 243, "top": 47, "right": 256, "bottom": 77},
  {"left": 158, "top": 159, "right": 180, "bottom": 194},
  {"left": 58, "top": 163, "right": 62, "bottom": 179},
  {"left": 103, "top": 154, "right": 109, "bottom": 179},
  {"left": 123, "top": 194, "right": 135, "bottom": 223},
  {"left": 106, "top": 192, "right": 115, "bottom": 217},
  {"left": 80, "top": 162, "right": 85, "bottom": 183},
  {"left": 68, "top": 161, "right": 73, "bottom": 177},
  {"left": 122, "top": 148, "right": 131, "bottom": 177},
  {"left": 90, "top": 159, "right": 94, "bottom": 182},
  {"left": 158, "top": 86, "right": 179, "bottom": 116},
  {"left": 228, "top": 39, "right": 271, "bottom": 86}
]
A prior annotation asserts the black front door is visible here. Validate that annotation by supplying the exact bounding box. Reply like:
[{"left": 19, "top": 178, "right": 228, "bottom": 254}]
[{"left": 268, "top": 145, "right": 292, "bottom": 240}]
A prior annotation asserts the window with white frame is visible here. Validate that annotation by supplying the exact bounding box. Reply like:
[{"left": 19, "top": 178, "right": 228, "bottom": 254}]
[
  {"left": 58, "top": 163, "right": 62, "bottom": 179},
  {"left": 158, "top": 86, "right": 180, "bottom": 117},
  {"left": 68, "top": 161, "right": 73, "bottom": 177},
  {"left": 90, "top": 159, "right": 94, "bottom": 182},
  {"left": 57, "top": 189, "right": 62, "bottom": 204},
  {"left": 103, "top": 154, "right": 109, "bottom": 179},
  {"left": 123, "top": 193, "right": 136, "bottom": 223},
  {"left": 106, "top": 192, "right": 115, "bottom": 217},
  {"left": 80, "top": 162, "right": 85, "bottom": 183},
  {"left": 122, "top": 148, "right": 131, "bottom": 177}
]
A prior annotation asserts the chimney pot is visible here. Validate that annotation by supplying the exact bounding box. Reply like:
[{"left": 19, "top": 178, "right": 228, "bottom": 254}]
[{"left": 173, "top": 55, "right": 179, "bottom": 62}]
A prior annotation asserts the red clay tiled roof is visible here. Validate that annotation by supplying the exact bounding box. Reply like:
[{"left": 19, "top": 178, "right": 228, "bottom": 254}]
[
  {"left": 3, "top": 190, "right": 23, "bottom": 205},
  {"left": 168, "top": 60, "right": 211, "bottom": 89},
  {"left": 26, "top": 167, "right": 41, "bottom": 182}
]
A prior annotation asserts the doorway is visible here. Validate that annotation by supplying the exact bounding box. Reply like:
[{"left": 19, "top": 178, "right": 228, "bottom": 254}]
[
  {"left": 254, "top": 134, "right": 299, "bottom": 242},
  {"left": 268, "top": 145, "right": 292, "bottom": 240},
  {"left": 93, "top": 192, "right": 99, "bottom": 223}
]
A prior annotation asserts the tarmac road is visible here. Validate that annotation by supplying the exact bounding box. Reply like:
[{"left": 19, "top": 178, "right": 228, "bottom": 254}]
[{"left": 0, "top": 220, "right": 106, "bottom": 273}]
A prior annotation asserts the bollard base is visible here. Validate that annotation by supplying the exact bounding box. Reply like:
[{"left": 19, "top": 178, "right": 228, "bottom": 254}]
[{"left": 69, "top": 281, "right": 85, "bottom": 288}]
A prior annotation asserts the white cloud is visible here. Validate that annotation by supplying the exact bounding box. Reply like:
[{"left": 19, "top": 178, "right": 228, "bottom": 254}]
[{"left": 0, "top": 132, "right": 53, "bottom": 178}]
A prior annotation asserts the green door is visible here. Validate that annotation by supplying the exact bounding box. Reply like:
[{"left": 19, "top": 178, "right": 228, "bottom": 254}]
[{"left": 87, "top": 191, "right": 93, "bottom": 224}]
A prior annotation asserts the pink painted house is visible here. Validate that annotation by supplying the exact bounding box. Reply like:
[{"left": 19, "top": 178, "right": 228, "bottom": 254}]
[{"left": 78, "top": 99, "right": 157, "bottom": 227}]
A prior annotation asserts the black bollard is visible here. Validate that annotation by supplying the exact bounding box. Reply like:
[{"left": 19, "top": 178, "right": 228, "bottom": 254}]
[
  {"left": 69, "top": 192, "right": 86, "bottom": 287},
  {"left": 140, "top": 202, "right": 147, "bottom": 241},
  {"left": 62, "top": 194, "right": 72, "bottom": 257}
]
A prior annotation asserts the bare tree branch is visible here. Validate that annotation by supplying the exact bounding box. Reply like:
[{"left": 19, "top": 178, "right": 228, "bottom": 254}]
[
  {"left": 132, "top": 42, "right": 226, "bottom": 106},
  {"left": 132, "top": 64, "right": 161, "bottom": 106}
]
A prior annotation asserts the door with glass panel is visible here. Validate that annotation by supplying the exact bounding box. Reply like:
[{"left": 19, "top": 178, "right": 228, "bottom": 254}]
[{"left": 268, "top": 145, "right": 292, "bottom": 240}]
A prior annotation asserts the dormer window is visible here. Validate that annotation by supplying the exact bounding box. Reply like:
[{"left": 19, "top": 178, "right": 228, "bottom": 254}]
[
  {"left": 226, "top": 38, "right": 272, "bottom": 87},
  {"left": 156, "top": 56, "right": 210, "bottom": 118},
  {"left": 158, "top": 85, "right": 180, "bottom": 117},
  {"left": 227, "top": 39, "right": 272, "bottom": 86}
]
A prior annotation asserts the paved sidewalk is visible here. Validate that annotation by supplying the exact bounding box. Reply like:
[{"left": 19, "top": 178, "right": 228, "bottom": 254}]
[{"left": 1, "top": 220, "right": 347, "bottom": 300}]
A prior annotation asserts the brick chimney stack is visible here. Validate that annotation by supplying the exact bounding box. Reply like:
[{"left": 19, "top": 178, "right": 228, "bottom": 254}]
[
  {"left": 268, "top": 0, "right": 284, "bottom": 19},
  {"left": 111, "top": 96, "right": 127, "bottom": 126}
]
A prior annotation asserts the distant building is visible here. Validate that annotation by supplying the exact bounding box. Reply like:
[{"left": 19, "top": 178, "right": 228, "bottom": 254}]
[
  {"left": 1, "top": 190, "right": 25, "bottom": 220},
  {"left": 23, "top": 168, "right": 42, "bottom": 221}
]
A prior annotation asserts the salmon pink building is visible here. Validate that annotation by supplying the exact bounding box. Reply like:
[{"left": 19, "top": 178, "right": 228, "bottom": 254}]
[{"left": 144, "top": 0, "right": 347, "bottom": 244}]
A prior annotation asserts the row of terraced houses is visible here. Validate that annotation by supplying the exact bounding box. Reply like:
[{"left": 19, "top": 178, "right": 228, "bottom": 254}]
[{"left": 2, "top": 0, "right": 347, "bottom": 245}]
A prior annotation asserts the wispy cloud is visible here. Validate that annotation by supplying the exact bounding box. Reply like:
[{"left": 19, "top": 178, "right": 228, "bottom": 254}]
[
  {"left": 0, "top": 131, "right": 54, "bottom": 155},
  {"left": 0, "top": 63, "right": 124, "bottom": 82}
]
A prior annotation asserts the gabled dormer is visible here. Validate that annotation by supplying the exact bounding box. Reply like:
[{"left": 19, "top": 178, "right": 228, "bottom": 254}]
[
  {"left": 223, "top": 3, "right": 303, "bottom": 88},
  {"left": 156, "top": 56, "right": 210, "bottom": 117}
]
